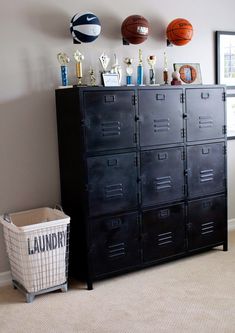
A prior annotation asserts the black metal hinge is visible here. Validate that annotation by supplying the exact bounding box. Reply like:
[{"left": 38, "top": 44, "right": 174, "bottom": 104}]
[
  {"left": 222, "top": 92, "right": 226, "bottom": 102},
  {"left": 181, "top": 150, "right": 186, "bottom": 160},
  {"left": 224, "top": 145, "right": 227, "bottom": 155},
  {"left": 134, "top": 133, "right": 138, "bottom": 143},
  {"left": 181, "top": 128, "right": 186, "bottom": 138},
  {"left": 132, "top": 95, "right": 138, "bottom": 105},
  {"left": 180, "top": 93, "right": 185, "bottom": 103},
  {"left": 222, "top": 125, "right": 227, "bottom": 135}
]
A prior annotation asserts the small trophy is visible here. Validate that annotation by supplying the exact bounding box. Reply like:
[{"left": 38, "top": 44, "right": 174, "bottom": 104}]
[
  {"left": 89, "top": 67, "right": 97, "bottom": 86},
  {"left": 163, "top": 51, "right": 169, "bottom": 85},
  {"left": 99, "top": 52, "right": 110, "bottom": 73},
  {"left": 57, "top": 52, "right": 70, "bottom": 87},
  {"left": 124, "top": 57, "right": 134, "bottom": 85},
  {"left": 111, "top": 54, "right": 122, "bottom": 85},
  {"left": 137, "top": 49, "right": 144, "bottom": 85},
  {"left": 147, "top": 55, "right": 156, "bottom": 85},
  {"left": 74, "top": 50, "right": 84, "bottom": 85},
  {"left": 171, "top": 71, "right": 182, "bottom": 85}
]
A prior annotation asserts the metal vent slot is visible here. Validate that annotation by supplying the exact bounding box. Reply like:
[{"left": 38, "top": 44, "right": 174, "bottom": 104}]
[
  {"left": 101, "top": 121, "right": 121, "bottom": 136},
  {"left": 200, "top": 169, "right": 214, "bottom": 183},
  {"left": 108, "top": 242, "right": 125, "bottom": 258},
  {"left": 199, "top": 116, "right": 213, "bottom": 128},
  {"left": 201, "top": 221, "right": 214, "bottom": 235},
  {"left": 105, "top": 183, "right": 123, "bottom": 199},
  {"left": 154, "top": 176, "right": 172, "bottom": 191},
  {"left": 157, "top": 232, "right": 173, "bottom": 246},
  {"left": 153, "top": 119, "right": 170, "bottom": 132}
]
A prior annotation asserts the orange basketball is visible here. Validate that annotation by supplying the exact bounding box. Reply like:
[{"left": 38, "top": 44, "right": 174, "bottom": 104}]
[
  {"left": 166, "top": 18, "right": 193, "bottom": 46},
  {"left": 121, "top": 15, "right": 149, "bottom": 44}
]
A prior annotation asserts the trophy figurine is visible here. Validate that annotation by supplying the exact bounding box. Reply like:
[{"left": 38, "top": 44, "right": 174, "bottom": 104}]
[
  {"left": 89, "top": 67, "right": 97, "bottom": 86},
  {"left": 147, "top": 55, "right": 156, "bottom": 85},
  {"left": 99, "top": 52, "right": 110, "bottom": 73},
  {"left": 163, "top": 51, "right": 169, "bottom": 85},
  {"left": 124, "top": 57, "right": 134, "bottom": 85},
  {"left": 137, "top": 49, "right": 144, "bottom": 85},
  {"left": 111, "top": 54, "right": 122, "bottom": 85},
  {"left": 74, "top": 50, "right": 84, "bottom": 85},
  {"left": 57, "top": 52, "right": 70, "bottom": 87}
]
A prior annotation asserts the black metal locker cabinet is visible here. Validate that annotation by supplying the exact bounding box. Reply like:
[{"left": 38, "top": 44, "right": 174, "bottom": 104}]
[
  {"left": 138, "top": 89, "right": 184, "bottom": 147},
  {"left": 142, "top": 203, "right": 185, "bottom": 262},
  {"left": 140, "top": 147, "right": 185, "bottom": 206},
  {"left": 87, "top": 152, "right": 138, "bottom": 216},
  {"left": 187, "top": 142, "right": 226, "bottom": 198},
  {"left": 185, "top": 88, "right": 226, "bottom": 142},
  {"left": 55, "top": 85, "right": 227, "bottom": 289},
  {"left": 187, "top": 195, "right": 227, "bottom": 251},
  {"left": 83, "top": 90, "right": 137, "bottom": 152},
  {"left": 90, "top": 212, "right": 141, "bottom": 277}
]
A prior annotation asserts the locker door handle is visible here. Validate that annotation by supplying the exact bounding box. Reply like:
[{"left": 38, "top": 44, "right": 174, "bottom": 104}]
[
  {"left": 201, "top": 92, "right": 210, "bottom": 99},
  {"left": 156, "top": 94, "right": 165, "bottom": 101}
]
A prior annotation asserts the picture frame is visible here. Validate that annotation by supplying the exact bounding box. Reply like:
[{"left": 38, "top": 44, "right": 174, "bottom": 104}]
[
  {"left": 102, "top": 73, "right": 120, "bottom": 87},
  {"left": 173, "top": 63, "right": 202, "bottom": 84},
  {"left": 216, "top": 31, "right": 235, "bottom": 139}
]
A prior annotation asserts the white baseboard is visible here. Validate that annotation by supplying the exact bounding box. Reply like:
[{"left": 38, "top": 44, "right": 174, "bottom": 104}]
[
  {"left": 0, "top": 219, "right": 235, "bottom": 288},
  {"left": 0, "top": 271, "right": 11, "bottom": 287}
]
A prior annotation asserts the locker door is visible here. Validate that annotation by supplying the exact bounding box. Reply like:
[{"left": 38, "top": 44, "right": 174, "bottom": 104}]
[
  {"left": 90, "top": 212, "right": 141, "bottom": 277},
  {"left": 141, "top": 147, "right": 185, "bottom": 206},
  {"left": 138, "top": 89, "right": 184, "bottom": 146},
  {"left": 142, "top": 204, "right": 185, "bottom": 262},
  {"left": 187, "top": 143, "right": 226, "bottom": 198},
  {"left": 186, "top": 88, "right": 226, "bottom": 142},
  {"left": 87, "top": 152, "right": 138, "bottom": 216},
  {"left": 83, "top": 90, "right": 136, "bottom": 152},
  {"left": 188, "top": 195, "right": 227, "bottom": 250}
]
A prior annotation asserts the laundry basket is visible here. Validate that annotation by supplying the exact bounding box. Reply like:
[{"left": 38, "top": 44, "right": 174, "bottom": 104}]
[{"left": 0, "top": 207, "right": 70, "bottom": 302}]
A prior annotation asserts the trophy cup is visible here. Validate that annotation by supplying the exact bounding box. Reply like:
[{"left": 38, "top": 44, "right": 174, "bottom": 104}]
[
  {"left": 57, "top": 52, "right": 70, "bottom": 87},
  {"left": 99, "top": 52, "right": 110, "bottom": 73},
  {"left": 163, "top": 51, "right": 169, "bottom": 85},
  {"left": 147, "top": 55, "right": 156, "bottom": 85},
  {"left": 137, "top": 49, "right": 144, "bottom": 85},
  {"left": 73, "top": 50, "right": 84, "bottom": 85},
  {"left": 124, "top": 57, "right": 134, "bottom": 85},
  {"left": 89, "top": 67, "right": 97, "bottom": 86}
]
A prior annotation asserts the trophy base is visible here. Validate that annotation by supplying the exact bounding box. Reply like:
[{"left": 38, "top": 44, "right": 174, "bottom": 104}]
[{"left": 58, "top": 85, "right": 73, "bottom": 89}]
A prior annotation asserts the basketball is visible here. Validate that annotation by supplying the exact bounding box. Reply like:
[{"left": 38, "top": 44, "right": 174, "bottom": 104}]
[
  {"left": 121, "top": 15, "right": 149, "bottom": 44},
  {"left": 70, "top": 12, "right": 101, "bottom": 44},
  {"left": 166, "top": 18, "right": 193, "bottom": 46}
]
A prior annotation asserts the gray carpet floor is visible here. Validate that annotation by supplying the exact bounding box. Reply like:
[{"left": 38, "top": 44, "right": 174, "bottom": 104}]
[{"left": 0, "top": 231, "right": 235, "bottom": 333}]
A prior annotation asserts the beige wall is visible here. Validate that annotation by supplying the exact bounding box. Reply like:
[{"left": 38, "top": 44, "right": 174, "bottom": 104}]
[{"left": 1, "top": 0, "right": 235, "bottom": 273}]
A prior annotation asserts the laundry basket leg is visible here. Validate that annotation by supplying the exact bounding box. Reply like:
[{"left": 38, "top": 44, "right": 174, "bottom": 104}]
[
  {"left": 61, "top": 283, "right": 68, "bottom": 292},
  {"left": 26, "top": 293, "right": 35, "bottom": 303}
]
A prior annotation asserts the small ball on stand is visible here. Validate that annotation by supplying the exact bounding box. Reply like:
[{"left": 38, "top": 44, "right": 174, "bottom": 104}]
[{"left": 171, "top": 71, "right": 182, "bottom": 85}]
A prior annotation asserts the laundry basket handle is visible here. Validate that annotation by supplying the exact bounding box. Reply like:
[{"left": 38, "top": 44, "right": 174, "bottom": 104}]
[
  {"left": 54, "top": 204, "right": 64, "bottom": 212},
  {"left": 3, "top": 214, "right": 12, "bottom": 223}
]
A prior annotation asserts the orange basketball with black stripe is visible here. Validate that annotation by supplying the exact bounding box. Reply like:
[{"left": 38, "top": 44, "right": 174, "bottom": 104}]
[{"left": 166, "top": 18, "right": 193, "bottom": 46}]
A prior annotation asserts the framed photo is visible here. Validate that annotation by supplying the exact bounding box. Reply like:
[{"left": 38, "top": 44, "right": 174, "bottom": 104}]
[
  {"left": 173, "top": 63, "right": 202, "bottom": 84},
  {"left": 102, "top": 73, "right": 120, "bottom": 87},
  {"left": 216, "top": 31, "right": 235, "bottom": 139}
]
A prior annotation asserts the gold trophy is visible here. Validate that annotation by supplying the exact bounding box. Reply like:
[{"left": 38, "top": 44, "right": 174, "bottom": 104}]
[
  {"left": 163, "top": 51, "right": 169, "bottom": 85},
  {"left": 147, "top": 55, "right": 156, "bottom": 85},
  {"left": 74, "top": 50, "right": 84, "bottom": 85}
]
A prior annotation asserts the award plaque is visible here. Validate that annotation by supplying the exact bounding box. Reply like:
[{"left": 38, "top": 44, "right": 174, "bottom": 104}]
[
  {"left": 124, "top": 57, "right": 134, "bottom": 85},
  {"left": 99, "top": 52, "right": 110, "bottom": 73},
  {"left": 57, "top": 52, "right": 70, "bottom": 87},
  {"left": 74, "top": 50, "right": 84, "bottom": 85},
  {"left": 147, "top": 55, "right": 156, "bottom": 85}
]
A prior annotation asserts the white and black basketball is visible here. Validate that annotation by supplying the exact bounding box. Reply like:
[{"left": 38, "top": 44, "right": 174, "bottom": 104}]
[{"left": 70, "top": 12, "right": 101, "bottom": 44}]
